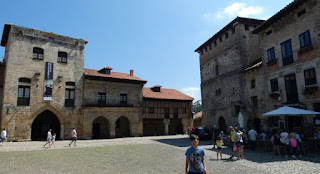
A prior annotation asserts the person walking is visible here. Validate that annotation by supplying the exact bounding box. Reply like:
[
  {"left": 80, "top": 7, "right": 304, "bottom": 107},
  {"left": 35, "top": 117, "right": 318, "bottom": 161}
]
[
  {"left": 0, "top": 129, "right": 7, "bottom": 145},
  {"left": 235, "top": 127, "right": 244, "bottom": 160},
  {"left": 229, "top": 126, "right": 236, "bottom": 160},
  {"left": 185, "top": 134, "right": 207, "bottom": 174},
  {"left": 248, "top": 127, "right": 258, "bottom": 151},
  {"left": 43, "top": 129, "right": 52, "bottom": 148},
  {"left": 69, "top": 128, "right": 77, "bottom": 147},
  {"left": 216, "top": 136, "right": 223, "bottom": 160},
  {"left": 51, "top": 133, "right": 56, "bottom": 147}
]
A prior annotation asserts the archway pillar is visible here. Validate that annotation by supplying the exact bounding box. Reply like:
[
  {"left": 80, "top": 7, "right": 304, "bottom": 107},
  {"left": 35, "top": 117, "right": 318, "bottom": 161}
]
[
  {"left": 130, "top": 123, "right": 139, "bottom": 137},
  {"left": 110, "top": 123, "right": 116, "bottom": 138},
  {"left": 163, "top": 119, "right": 170, "bottom": 135},
  {"left": 60, "top": 125, "right": 64, "bottom": 140},
  {"left": 181, "top": 118, "right": 191, "bottom": 134}
]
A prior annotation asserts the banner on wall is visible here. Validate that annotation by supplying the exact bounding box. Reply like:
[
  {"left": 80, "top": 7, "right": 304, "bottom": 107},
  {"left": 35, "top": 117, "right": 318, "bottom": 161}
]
[{"left": 44, "top": 62, "right": 54, "bottom": 100}]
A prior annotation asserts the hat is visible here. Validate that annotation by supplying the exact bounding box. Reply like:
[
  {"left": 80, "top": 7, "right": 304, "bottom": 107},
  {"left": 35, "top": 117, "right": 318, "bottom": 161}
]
[
  {"left": 235, "top": 126, "right": 240, "bottom": 129},
  {"left": 229, "top": 126, "right": 233, "bottom": 129}
]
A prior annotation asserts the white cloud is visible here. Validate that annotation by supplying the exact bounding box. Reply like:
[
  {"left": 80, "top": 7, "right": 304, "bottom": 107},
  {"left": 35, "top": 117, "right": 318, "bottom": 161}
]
[
  {"left": 181, "top": 87, "right": 201, "bottom": 101},
  {"left": 204, "top": 2, "right": 264, "bottom": 21}
]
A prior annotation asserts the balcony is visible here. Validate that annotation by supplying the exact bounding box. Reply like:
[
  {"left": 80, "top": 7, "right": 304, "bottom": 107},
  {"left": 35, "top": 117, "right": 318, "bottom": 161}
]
[{"left": 84, "top": 98, "right": 141, "bottom": 107}]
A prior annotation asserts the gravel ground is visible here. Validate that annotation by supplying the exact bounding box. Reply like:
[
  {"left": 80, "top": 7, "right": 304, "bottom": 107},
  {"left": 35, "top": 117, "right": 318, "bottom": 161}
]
[{"left": 0, "top": 135, "right": 319, "bottom": 174}]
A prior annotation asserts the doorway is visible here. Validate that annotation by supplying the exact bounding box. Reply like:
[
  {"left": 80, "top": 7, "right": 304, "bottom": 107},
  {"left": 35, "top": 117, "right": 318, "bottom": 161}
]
[
  {"left": 92, "top": 116, "right": 109, "bottom": 139},
  {"left": 31, "top": 110, "right": 60, "bottom": 141}
]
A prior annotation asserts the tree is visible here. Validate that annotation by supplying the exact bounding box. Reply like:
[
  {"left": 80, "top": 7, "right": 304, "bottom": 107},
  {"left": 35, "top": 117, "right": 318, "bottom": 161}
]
[{"left": 193, "top": 100, "right": 202, "bottom": 113}]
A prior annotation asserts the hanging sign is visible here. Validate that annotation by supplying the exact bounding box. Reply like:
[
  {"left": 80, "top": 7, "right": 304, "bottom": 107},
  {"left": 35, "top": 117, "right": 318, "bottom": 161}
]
[{"left": 44, "top": 62, "right": 54, "bottom": 100}]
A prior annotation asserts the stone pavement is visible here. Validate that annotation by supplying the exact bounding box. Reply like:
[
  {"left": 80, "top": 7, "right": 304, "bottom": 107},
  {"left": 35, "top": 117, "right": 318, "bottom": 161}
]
[{"left": 0, "top": 135, "right": 319, "bottom": 174}]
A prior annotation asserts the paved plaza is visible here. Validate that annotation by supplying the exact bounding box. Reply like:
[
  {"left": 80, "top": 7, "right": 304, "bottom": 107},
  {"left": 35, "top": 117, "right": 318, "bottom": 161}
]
[{"left": 0, "top": 135, "right": 319, "bottom": 174}]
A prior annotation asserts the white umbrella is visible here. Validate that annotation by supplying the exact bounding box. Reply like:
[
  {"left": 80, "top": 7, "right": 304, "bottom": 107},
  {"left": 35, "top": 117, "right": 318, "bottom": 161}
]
[{"left": 262, "top": 106, "right": 320, "bottom": 117}]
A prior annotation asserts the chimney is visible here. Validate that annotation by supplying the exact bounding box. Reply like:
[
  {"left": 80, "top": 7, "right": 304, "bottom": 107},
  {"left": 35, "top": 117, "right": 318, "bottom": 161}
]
[{"left": 130, "top": 70, "right": 134, "bottom": 76}]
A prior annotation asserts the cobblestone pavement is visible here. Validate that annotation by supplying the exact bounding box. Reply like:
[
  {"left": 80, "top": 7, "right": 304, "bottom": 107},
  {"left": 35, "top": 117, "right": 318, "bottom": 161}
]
[{"left": 0, "top": 135, "right": 319, "bottom": 174}]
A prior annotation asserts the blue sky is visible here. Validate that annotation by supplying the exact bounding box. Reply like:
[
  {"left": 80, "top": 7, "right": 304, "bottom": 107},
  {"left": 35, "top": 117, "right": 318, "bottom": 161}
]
[{"left": 0, "top": 0, "right": 293, "bottom": 101}]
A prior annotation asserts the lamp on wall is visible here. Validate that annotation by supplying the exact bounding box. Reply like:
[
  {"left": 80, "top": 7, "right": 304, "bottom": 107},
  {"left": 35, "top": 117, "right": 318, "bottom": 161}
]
[
  {"left": 58, "top": 75, "right": 63, "bottom": 82},
  {"left": 35, "top": 72, "right": 40, "bottom": 80}
]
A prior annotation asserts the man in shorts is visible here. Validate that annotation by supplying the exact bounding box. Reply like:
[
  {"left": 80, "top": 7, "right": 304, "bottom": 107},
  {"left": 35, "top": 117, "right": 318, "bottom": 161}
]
[
  {"left": 1, "top": 129, "right": 7, "bottom": 145},
  {"left": 229, "top": 126, "right": 236, "bottom": 159},
  {"left": 69, "top": 128, "right": 77, "bottom": 147}
]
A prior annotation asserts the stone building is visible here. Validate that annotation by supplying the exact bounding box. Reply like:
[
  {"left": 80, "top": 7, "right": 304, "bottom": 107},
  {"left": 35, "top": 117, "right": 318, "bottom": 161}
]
[
  {"left": 82, "top": 67, "right": 146, "bottom": 139},
  {"left": 195, "top": 17, "right": 264, "bottom": 132},
  {"left": 142, "top": 85, "right": 193, "bottom": 136},
  {"left": 252, "top": 0, "right": 320, "bottom": 133},
  {"left": 0, "top": 24, "right": 86, "bottom": 140}
]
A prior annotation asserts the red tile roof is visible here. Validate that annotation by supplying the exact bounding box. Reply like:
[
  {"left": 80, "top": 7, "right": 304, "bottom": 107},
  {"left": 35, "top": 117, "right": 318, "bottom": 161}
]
[
  {"left": 143, "top": 87, "right": 194, "bottom": 101},
  {"left": 84, "top": 68, "right": 147, "bottom": 83}
]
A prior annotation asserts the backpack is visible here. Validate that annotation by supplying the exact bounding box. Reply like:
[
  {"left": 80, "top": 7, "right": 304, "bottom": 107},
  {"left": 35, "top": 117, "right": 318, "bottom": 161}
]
[{"left": 290, "top": 138, "right": 297, "bottom": 147}]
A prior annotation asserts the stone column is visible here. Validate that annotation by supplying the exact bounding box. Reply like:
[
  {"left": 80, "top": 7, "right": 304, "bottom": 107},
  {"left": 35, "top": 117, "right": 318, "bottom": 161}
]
[
  {"left": 163, "top": 119, "right": 170, "bottom": 135},
  {"left": 110, "top": 123, "right": 116, "bottom": 138},
  {"left": 130, "top": 123, "right": 140, "bottom": 137},
  {"left": 181, "top": 118, "right": 192, "bottom": 134},
  {"left": 60, "top": 125, "right": 64, "bottom": 140}
]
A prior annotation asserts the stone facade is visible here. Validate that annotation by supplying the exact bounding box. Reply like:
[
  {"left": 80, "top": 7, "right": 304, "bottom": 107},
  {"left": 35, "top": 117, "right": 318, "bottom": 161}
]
[
  {"left": 253, "top": 0, "right": 320, "bottom": 132},
  {"left": 197, "top": 0, "right": 320, "bottom": 133},
  {"left": 195, "top": 17, "right": 264, "bottom": 132},
  {"left": 0, "top": 24, "right": 85, "bottom": 141}
]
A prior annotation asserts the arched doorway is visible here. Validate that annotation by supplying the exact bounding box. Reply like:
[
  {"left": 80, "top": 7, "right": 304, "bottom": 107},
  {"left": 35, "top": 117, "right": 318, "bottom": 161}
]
[
  {"left": 92, "top": 116, "right": 110, "bottom": 139},
  {"left": 31, "top": 110, "right": 60, "bottom": 141},
  {"left": 218, "top": 116, "right": 227, "bottom": 133},
  {"left": 115, "top": 116, "right": 130, "bottom": 138}
]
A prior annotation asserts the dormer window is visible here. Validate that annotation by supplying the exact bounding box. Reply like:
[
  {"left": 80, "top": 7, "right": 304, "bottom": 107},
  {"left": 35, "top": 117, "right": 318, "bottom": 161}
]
[
  {"left": 98, "top": 66, "right": 113, "bottom": 75},
  {"left": 151, "top": 85, "right": 162, "bottom": 92}
]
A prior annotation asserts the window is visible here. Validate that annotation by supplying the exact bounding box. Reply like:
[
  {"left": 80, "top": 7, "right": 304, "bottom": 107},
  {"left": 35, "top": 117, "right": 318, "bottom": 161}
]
[
  {"left": 219, "top": 37, "right": 222, "bottom": 42},
  {"left": 299, "top": 30, "right": 311, "bottom": 49},
  {"left": 19, "top": 78, "right": 31, "bottom": 83},
  {"left": 58, "top": 51, "right": 67, "bottom": 63},
  {"left": 149, "top": 107, "right": 154, "bottom": 114},
  {"left": 251, "top": 79, "right": 255, "bottom": 88},
  {"left": 225, "top": 32, "right": 228, "bottom": 39},
  {"left": 270, "top": 79, "right": 279, "bottom": 92},
  {"left": 267, "top": 47, "right": 275, "bottom": 62},
  {"left": 65, "top": 89, "right": 75, "bottom": 107},
  {"left": 251, "top": 96, "right": 258, "bottom": 109},
  {"left": 209, "top": 44, "right": 212, "bottom": 50},
  {"left": 182, "top": 108, "right": 186, "bottom": 114},
  {"left": 165, "top": 108, "right": 169, "bottom": 118},
  {"left": 214, "top": 40, "right": 217, "bottom": 47},
  {"left": 298, "top": 9, "right": 306, "bottom": 17},
  {"left": 204, "top": 47, "right": 207, "bottom": 52},
  {"left": 245, "top": 24, "right": 249, "bottom": 30},
  {"left": 281, "top": 40, "right": 293, "bottom": 66},
  {"left": 120, "top": 94, "right": 127, "bottom": 105},
  {"left": 66, "top": 82, "right": 75, "bottom": 86},
  {"left": 33, "top": 47, "right": 44, "bottom": 60},
  {"left": 304, "top": 68, "right": 317, "bottom": 86},
  {"left": 234, "top": 105, "right": 240, "bottom": 116},
  {"left": 17, "top": 86, "right": 30, "bottom": 106},
  {"left": 173, "top": 108, "right": 178, "bottom": 118},
  {"left": 97, "top": 92, "right": 106, "bottom": 104},
  {"left": 231, "top": 28, "right": 235, "bottom": 34},
  {"left": 266, "top": 30, "right": 272, "bottom": 36},
  {"left": 216, "top": 65, "right": 219, "bottom": 76}
]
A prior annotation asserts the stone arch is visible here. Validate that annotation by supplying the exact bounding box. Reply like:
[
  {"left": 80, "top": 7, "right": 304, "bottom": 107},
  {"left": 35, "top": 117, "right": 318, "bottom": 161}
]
[
  {"left": 29, "top": 105, "right": 65, "bottom": 140},
  {"left": 92, "top": 116, "right": 110, "bottom": 139},
  {"left": 31, "top": 110, "right": 60, "bottom": 141},
  {"left": 115, "top": 116, "right": 130, "bottom": 138},
  {"left": 218, "top": 116, "right": 227, "bottom": 133}
]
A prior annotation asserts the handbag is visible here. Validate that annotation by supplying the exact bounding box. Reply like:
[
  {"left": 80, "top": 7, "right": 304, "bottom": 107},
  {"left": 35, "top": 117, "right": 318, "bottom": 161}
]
[{"left": 233, "top": 144, "right": 237, "bottom": 151}]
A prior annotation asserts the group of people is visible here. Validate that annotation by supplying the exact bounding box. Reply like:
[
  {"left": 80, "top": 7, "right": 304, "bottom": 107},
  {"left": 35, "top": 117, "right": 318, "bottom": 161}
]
[
  {"left": 43, "top": 128, "right": 77, "bottom": 148},
  {"left": 270, "top": 129, "right": 303, "bottom": 158}
]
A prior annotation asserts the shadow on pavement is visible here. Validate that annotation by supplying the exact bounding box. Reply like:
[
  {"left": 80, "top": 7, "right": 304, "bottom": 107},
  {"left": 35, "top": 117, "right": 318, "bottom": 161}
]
[
  {"left": 207, "top": 146, "right": 320, "bottom": 164},
  {"left": 152, "top": 137, "right": 213, "bottom": 148}
]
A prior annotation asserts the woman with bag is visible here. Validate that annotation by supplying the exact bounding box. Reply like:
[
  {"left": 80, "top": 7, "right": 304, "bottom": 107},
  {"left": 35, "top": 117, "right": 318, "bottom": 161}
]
[{"left": 235, "top": 127, "right": 244, "bottom": 160}]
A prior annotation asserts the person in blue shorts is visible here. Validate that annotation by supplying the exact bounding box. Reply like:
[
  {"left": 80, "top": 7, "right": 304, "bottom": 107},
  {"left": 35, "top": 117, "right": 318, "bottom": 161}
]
[
  {"left": 216, "top": 136, "right": 223, "bottom": 160},
  {"left": 185, "top": 134, "right": 207, "bottom": 174}
]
